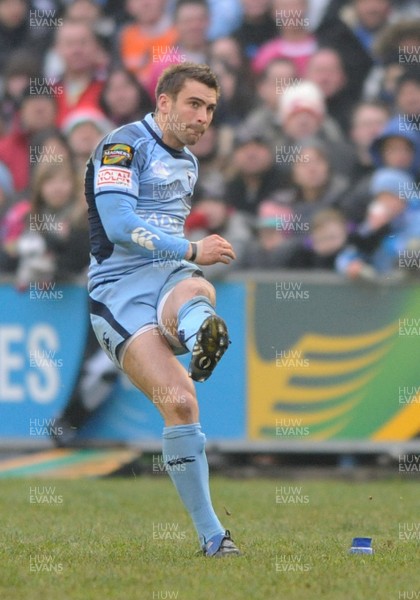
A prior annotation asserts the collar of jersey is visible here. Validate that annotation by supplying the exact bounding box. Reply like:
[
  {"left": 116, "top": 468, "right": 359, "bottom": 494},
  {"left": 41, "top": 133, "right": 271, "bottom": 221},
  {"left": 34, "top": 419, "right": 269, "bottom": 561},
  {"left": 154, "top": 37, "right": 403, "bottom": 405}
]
[{"left": 141, "top": 113, "right": 189, "bottom": 159}]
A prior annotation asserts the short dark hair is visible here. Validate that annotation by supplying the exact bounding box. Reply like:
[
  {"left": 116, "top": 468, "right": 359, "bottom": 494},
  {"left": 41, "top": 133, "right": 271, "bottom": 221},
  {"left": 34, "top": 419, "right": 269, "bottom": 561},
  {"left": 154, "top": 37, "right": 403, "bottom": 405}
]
[{"left": 155, "top": 62, "right": 220, "bottom": 103}]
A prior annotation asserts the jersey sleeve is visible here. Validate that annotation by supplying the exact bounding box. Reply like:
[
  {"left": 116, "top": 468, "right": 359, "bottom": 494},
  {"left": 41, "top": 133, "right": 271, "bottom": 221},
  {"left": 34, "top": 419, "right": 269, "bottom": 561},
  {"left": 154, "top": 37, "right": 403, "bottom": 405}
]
[
  {"left": 96, "top": 193, "right": 190, "bottom": 258},
  {"left": 92, "top": 140, "right": 190, "bottom": 260}
]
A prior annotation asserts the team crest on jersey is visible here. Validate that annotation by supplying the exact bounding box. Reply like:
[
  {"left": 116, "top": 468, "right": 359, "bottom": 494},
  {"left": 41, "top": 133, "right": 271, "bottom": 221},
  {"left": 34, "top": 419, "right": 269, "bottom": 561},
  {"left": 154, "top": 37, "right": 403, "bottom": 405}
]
[
  {"left": 101, "top": 143, "right": 134, "bottom": 167},
  {"left": 151, "top": 160, "right": 170, "bottom": 178}
]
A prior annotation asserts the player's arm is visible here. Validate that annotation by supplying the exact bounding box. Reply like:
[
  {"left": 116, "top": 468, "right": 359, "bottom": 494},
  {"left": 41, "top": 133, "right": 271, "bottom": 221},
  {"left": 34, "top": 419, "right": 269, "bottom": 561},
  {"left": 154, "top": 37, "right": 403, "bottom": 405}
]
[
  {"left": 96, "top": 191, "right": 190, "bottom": 259},
  {"left": 92, "top": 143, "right": 235, "bottom": 263},
  {"left": 92, "top": 144, "right": 190, "bottom": 260},
  {"left": 98, "top": 193, "right": 236, "bottom": 264}
]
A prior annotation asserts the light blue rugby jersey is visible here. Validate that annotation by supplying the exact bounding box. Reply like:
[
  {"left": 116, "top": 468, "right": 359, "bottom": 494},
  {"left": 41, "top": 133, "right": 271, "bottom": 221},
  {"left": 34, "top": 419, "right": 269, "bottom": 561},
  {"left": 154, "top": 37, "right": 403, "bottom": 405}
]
[{"left": 85, "top": 113, "right": 198, "bottom": 291}]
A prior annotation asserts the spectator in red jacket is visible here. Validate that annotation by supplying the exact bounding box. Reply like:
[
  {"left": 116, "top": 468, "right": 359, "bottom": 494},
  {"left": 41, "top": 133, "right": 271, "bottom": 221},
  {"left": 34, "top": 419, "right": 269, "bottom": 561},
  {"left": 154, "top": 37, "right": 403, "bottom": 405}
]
[
  {"left": 53, "top": 20, "right": 105, "bottom": 126},
  {"left": 0, "top": 88, "right": 57, "bottom": 193}
]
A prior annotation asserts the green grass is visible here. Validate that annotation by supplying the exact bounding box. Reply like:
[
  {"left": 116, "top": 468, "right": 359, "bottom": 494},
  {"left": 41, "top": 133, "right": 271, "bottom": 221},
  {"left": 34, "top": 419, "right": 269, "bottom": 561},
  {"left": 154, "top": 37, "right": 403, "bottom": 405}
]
[{"left": 0, "top": 477, "right": 419, "bottom": 600}]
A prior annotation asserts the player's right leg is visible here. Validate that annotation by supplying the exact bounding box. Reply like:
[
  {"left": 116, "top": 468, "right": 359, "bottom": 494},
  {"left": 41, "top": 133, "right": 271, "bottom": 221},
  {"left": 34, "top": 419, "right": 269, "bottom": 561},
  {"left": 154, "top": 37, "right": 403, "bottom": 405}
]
[
  {"left": 121, "top": 328, "right": 240, "bottom": 557},
  {"left": 122, "top": 327, "right": 198, "bottom": 426}
]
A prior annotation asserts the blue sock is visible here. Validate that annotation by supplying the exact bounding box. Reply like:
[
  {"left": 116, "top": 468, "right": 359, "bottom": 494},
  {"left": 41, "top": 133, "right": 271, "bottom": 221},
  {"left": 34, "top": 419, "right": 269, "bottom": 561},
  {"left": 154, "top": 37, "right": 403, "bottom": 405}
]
[
  {"left": 162, "top": 423, "right": 224, "bottom": 546},
  {"left": 177, "top": 296, "right": 215, "bottom": 352}
]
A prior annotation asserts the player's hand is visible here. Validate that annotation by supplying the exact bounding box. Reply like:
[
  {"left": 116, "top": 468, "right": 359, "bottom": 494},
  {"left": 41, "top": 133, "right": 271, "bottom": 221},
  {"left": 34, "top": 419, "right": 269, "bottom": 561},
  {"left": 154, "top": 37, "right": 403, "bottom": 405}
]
[{"left": 187, "top": 235, "right": 236, "bottom": 265}]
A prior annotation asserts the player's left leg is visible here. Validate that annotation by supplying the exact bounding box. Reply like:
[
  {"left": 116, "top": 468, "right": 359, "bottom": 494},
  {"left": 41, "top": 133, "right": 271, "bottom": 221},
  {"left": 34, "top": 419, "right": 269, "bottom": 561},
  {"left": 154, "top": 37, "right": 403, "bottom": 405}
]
[
  {"left": 122, "top": 329, "right": 240, "bottom": 557},
  {"left": 159, "top": 277, "right": 230, "bottom": 382},
  {"left": 155, "top": 275, "right": 240, "bottom": 556}
]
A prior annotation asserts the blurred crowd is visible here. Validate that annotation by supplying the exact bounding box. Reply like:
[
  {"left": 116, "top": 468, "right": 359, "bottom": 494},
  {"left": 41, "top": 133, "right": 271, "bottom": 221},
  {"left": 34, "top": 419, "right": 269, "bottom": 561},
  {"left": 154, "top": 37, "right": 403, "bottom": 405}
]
[{"left": 0, "top": 0, "right": 420, "bottom": 284}]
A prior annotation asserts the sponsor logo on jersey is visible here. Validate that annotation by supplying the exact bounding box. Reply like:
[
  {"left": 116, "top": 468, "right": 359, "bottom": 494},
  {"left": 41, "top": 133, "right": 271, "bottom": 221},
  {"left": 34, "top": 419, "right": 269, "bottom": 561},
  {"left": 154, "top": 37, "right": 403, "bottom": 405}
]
[
  {"left": 101, "top": 143, "right": 134, "bottom": 167},
  {"left": 131, "top": 227, "right": 160, "bottom": 250},
  {"left": 97, "top": 167, "right": 132, "bottom": 188}
]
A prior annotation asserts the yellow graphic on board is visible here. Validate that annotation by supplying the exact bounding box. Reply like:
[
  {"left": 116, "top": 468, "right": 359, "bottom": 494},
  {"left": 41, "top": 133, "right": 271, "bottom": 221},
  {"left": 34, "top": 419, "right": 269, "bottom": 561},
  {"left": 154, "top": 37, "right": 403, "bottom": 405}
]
[
  {"left": 372, "top": 392, "right": 420, "bottom": 440},
  {"left": 248, "top": 325, "right": 397, "bottom": 439}
]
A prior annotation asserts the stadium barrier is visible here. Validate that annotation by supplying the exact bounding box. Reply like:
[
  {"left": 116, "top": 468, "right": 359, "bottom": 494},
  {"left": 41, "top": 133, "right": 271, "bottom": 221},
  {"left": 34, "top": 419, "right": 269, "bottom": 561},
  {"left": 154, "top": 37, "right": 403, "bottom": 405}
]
[{"left": 0, "top": 272, "right": 419, "bottom": 451}]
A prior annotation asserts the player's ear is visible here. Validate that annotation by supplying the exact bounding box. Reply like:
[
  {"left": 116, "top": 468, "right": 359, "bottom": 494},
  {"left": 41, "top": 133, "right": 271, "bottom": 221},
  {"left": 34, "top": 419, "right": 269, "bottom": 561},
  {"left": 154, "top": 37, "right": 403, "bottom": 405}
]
[{"left": 157, "top": 93, "right": 171, "bottom": 115}]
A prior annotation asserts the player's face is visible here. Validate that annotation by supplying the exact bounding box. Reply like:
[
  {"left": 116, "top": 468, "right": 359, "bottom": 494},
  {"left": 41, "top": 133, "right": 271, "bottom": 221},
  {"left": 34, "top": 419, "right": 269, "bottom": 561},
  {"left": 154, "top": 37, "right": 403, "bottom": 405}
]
[{"left": 159, "top": 79, "right": 217, "bottom": 149}]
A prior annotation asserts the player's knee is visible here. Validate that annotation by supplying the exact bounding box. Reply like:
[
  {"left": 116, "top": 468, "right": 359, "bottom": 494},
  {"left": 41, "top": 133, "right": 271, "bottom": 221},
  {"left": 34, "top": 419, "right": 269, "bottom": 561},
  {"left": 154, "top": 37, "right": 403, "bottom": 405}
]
[
  {"left": 168, "top": 388, "right": 198, "bottom": 423},
  {"left": 201, "top": 281, "right": 216, "bottom": 305},
  {"left": 179, "top": 279, "right": 216, "bottom": 305}
]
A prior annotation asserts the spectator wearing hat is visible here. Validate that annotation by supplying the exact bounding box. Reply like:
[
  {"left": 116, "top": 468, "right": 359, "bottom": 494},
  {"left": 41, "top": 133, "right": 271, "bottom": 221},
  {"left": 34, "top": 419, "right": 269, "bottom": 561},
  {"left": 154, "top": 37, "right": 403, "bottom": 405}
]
[
  {"left": 0, "top": 89, "right": 57, "bottom": 193},
  {"left": 61, "top": 108, "right": 113, "bottom": 178},
  {"left": 336, "top": 167, "right": 420, "bottom": 276},
  {"left": 242, "top": 57, "right": 299, "bottom": 146},
  {"left": 370, "top": 115, "right": 420, "bottom": 177},
  {"left": 234, "top": 199, "right": 298, "bottom": 269},
  {"left": 225, "top": 129, "right": 285, "bottom": 218},
  {"left": 341, "top": 109, "right": 420, "bottom": 223},
  {"left": 276, "top": 80, "right": 354, "bottom": 178}
]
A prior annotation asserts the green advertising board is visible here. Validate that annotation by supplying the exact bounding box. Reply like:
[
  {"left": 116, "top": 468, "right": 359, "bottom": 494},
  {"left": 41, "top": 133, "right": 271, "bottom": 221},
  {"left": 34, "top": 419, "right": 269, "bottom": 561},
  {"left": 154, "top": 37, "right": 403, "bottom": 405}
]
[{"left": 247, "top": 276, "right": 420, "bottom": 441}]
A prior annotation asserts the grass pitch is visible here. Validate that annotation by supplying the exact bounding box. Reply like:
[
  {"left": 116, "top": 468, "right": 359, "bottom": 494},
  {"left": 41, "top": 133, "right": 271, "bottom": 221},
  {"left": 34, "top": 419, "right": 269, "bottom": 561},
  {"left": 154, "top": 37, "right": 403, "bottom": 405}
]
[{"left": 0, "top": 476, "right": 419, "bottom": 600}]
